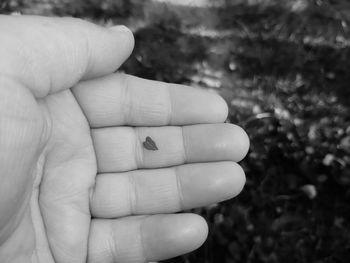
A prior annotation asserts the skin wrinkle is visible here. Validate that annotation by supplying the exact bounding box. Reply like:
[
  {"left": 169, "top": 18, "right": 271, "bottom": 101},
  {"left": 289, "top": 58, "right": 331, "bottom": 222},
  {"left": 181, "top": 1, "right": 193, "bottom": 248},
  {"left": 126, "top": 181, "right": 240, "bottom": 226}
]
[
  {"left": 49, "top": 234, "right": 81, "bottom": 263},
  {"left": 31, "top": 249, "right": 39, "bottom": 263},
  {"left": 70, "top": 86, "right": 97, "bottom": 221},
  {"left": 0, "top": 206, "right": 24, "bottom": 247},
  {"left": 128, "top": 171, "right": 138, "bottom": 216},
  {"left": 180, "top": 127, "right": 188, "bottom": 164},
  {"left": 174, "top": 167, "right": 185, "bottom": 211},
  {"left": 139, "top": 217, "right": 149, "bottom": 263},
  {"left": 108, "top": 220, "right": 117, "bottom": 263},
  {"left": 20, "top": 41, "right": 42, "bottom": 97},
  {"left": 33, "top": 21, "right": 56, "bottom": 97},
  {"left": 36, "top": 99, "right": 53, "bottom": 152},
  {"left": 166, "top": 83, "right": 173, "bottom": 125},
  {"left": 51, "top": 19, "right": 87, "bottom": 92},
  {"left": 134, "top": 128, "right": 144, "bottom": 169},
  {"left": 1, "top": 209, "right": 35, "bottom": 262},
  {"left": 80, "top": 24, "right": 94, "bottom": 81},
  {"left": 31, "top": 151, "right": 50, "bottom": 257},
  {"left": 122, "top": 74, "right": 133, "bottom": 125},
  {"left": 31, "top": 189, "right": 54, "bottom": 263},
  {"left": 89, "top": 179, "right": 97, "bottom": 218},
  {"left": 0, "top": 84, "right": 41, "bottom": 247},
  {"left": 71, "top": 86, "right": 91, "bottom": 130},
  {"left": 8, "top": 30, "right": 46, "bottom": 98}
]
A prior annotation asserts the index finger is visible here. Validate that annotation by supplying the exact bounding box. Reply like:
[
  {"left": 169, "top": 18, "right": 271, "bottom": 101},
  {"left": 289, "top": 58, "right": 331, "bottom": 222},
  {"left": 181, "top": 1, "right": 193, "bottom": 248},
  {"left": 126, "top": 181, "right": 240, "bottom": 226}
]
[
  {"left": 0, "top": 15, "right": 134, "bottom": 98},
  {"left": 72, "top": 73, "right": 228, "bottom": 127}
]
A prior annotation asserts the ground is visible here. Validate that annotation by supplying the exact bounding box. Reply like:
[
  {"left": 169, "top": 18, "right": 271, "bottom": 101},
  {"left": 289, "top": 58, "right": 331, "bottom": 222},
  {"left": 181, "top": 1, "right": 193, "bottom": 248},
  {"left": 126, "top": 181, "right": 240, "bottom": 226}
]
[{"left": 1, "top": 0, "right": 350, "bottom": 262}]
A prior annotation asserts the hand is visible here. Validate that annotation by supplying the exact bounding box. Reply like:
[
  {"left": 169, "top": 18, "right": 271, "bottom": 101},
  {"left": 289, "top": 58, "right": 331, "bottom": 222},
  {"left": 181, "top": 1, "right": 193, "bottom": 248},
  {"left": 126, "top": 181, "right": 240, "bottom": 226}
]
[{"left": 0, "top": 15, "right": 249, "bottom": 263}]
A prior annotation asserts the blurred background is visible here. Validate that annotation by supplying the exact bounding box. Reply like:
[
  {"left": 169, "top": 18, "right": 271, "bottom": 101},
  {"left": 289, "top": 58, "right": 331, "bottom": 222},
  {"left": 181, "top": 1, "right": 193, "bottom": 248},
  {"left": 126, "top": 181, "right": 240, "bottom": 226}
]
[{"left": 1, "top": 0, "right": 350, "bottom": 262}]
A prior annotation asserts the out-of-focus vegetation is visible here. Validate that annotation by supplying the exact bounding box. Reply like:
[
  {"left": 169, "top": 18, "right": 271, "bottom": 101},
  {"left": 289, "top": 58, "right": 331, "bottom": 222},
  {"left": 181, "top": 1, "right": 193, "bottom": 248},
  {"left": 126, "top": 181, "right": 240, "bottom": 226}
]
[{"left": 1, "top": 0, "right": 350, "bottom": 262}]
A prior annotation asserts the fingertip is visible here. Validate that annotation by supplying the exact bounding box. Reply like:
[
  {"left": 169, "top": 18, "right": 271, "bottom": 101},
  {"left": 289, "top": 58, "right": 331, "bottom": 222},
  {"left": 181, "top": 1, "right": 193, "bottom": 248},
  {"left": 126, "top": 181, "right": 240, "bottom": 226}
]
[
  {"left": 109, "top": 25, "right": 132, "bottom": 34},
  {"left": 180, "top": 213, "right": 209, "bottom": 250},
  {"left": 84, "top": 24, "right": 135, "bottom": 79},
  {"left": 143, "top": 214, "right": 208, "bottom": 261},
  {"left": 109, "top": 25, "right": 135, "bottom": 55},
  {"left": 233, "top": 125, "right": 250, "bottom": 162},
  {"left": 219, "top": 124, "right": 250, "bottom": 162},
  {"left": 228, "top": 162, "right": 246, "bottom": 196},
  {"left": 203, "top": 162, "right": 246, "bottom": 201},
  {"left": 179, "top": 162, "right": 246, "bottom": 209},
  {"left": 208, "top": 92, "right": 229, "bottom": 123},
  {"left": 170, "top": 85, "right": 229, "bottom": 125}
]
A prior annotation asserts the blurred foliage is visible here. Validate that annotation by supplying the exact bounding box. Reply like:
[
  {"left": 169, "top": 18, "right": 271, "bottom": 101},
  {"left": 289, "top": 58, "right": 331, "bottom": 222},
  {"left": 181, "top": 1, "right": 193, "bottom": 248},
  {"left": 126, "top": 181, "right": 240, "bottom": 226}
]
[
  {"left": 0, "top": 0, "right": 133, "bottom": 17},
  {"left": 1, "top": 0, "right": 350, "bottom": 262},
  {"left": 122, "top": 5, "right": 207, "bottom": 82}
]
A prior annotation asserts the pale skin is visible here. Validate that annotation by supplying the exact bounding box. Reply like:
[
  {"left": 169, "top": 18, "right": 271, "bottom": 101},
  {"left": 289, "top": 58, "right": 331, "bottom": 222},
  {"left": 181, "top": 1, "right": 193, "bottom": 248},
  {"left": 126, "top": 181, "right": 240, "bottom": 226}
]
[{"left": 0, "top": 15, "right": 249, "bottom": 263}]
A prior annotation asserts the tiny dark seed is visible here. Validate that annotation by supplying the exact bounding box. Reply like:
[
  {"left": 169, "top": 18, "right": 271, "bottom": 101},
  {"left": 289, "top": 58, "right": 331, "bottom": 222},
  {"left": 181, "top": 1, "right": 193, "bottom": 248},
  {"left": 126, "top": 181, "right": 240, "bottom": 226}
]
[{"left": 143, "top": 136, "right": 158, "bottom": 151}]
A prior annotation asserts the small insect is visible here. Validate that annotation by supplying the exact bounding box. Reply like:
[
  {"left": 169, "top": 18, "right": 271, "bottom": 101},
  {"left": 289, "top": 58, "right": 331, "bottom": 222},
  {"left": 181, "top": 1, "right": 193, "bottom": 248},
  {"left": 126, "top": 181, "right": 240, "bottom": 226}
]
[{"left": 143, "top": 136, "right": 158, "bottom": 151}]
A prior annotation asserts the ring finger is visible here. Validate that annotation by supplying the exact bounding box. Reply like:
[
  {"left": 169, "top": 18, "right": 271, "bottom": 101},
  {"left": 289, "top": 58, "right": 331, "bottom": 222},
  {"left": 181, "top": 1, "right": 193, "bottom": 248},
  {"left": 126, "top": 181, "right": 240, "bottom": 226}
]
[{"left": 91, "top": 162, "right": 245, "bottom": 218}]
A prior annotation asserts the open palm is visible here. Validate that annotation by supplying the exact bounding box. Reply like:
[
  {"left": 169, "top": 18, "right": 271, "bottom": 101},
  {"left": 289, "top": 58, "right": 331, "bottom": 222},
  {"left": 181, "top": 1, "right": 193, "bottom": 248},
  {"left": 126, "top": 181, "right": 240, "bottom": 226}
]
[{"left": 0, "top": 16, "right": 249, "bottom": 263}]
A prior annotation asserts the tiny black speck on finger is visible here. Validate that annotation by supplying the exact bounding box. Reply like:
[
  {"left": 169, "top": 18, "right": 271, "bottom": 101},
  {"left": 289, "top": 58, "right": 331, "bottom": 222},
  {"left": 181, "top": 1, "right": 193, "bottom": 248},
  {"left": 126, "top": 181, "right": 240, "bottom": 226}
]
[{"left": 143, "top": 136, "right": 158, "bottom": 151}]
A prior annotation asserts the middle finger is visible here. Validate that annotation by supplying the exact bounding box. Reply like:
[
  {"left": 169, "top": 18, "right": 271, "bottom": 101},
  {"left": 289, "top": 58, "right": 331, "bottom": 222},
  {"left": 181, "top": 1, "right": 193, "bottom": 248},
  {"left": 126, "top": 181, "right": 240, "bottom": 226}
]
[{"left": 92, "top": 123, "right": 249, "bottom": 173}]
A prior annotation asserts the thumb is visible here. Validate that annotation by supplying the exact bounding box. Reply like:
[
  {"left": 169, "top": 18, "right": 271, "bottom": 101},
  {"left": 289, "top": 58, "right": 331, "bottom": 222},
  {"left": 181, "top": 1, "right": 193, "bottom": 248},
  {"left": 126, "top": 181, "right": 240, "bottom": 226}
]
[{"left": 0, "top": 15, "right": 134, "bottom": 98}]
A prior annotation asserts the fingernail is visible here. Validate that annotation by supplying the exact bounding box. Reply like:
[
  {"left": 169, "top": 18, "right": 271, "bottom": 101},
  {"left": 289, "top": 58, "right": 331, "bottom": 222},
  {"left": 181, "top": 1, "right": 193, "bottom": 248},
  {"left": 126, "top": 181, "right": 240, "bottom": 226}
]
[{"left": 109, "top": 25, "right": 132, "bottom": 33}]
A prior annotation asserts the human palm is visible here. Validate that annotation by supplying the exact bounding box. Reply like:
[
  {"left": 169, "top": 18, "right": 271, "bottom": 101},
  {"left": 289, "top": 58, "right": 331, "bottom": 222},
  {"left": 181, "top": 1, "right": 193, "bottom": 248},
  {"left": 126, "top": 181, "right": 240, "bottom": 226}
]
[{"left": 0, "top": 16, "right": 249, "bottom": 263}]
